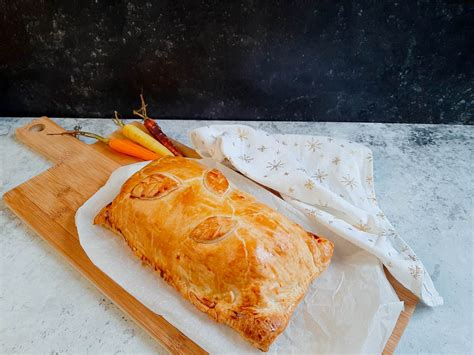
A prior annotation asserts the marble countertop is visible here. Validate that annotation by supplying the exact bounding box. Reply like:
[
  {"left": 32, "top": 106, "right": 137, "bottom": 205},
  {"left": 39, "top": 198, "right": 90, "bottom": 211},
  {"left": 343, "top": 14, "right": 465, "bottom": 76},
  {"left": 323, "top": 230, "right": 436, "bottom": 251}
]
[{"left": 1, "top": 118, "right": 472, "bottom": 354}]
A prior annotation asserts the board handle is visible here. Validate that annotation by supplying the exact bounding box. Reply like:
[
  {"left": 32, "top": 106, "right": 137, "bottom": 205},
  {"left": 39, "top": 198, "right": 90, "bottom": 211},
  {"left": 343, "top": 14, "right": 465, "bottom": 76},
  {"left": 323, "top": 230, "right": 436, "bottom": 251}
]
[{"left": 16, "top": 117, "right": 89, "bottom": 164}]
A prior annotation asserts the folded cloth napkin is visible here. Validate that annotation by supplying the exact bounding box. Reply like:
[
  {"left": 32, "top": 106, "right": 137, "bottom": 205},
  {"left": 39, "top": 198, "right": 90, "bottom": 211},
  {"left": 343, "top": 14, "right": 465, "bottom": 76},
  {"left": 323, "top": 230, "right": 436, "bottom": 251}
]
[{"left": 190, "top": 124, "right": 443, "bottom": 307}]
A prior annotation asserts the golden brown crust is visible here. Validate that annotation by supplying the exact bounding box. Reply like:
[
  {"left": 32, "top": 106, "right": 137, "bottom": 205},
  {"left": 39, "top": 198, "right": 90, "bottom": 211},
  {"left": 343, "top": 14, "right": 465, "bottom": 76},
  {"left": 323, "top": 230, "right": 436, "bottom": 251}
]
[{"left": 94, "top": 156, "right": 334, "bottom": 351}]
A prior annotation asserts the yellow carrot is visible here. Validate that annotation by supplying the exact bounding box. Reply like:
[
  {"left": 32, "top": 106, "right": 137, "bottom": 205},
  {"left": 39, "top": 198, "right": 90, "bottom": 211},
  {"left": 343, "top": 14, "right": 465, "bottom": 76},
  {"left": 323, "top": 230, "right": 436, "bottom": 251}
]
[{"left": 113, "top": 112, "right": 173, "bottom": 156}]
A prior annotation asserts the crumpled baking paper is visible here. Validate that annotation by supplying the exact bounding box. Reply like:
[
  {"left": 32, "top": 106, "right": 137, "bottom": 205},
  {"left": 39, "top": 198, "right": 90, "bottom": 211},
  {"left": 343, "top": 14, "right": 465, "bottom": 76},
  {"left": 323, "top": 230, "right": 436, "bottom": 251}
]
[
  {"left": 77, "top": 158, "right": 403, "bottom": 354},
  {"left": 191, "top": 125, "right": 443, "bottom": 308}
]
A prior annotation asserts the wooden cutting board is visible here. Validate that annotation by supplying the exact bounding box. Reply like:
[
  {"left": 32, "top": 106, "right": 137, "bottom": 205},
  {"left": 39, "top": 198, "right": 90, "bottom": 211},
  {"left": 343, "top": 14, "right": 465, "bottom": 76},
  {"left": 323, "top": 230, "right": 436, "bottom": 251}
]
[{"left": 3, "top": 117, "right": 418, "bottom": 354}]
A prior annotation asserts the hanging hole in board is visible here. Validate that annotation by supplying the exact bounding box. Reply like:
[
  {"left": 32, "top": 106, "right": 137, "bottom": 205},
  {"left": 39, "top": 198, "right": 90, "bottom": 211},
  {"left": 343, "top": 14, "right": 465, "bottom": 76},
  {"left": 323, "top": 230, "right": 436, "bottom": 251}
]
[{"left": 29, "top": 123, "right": 45, "bottom": 132}]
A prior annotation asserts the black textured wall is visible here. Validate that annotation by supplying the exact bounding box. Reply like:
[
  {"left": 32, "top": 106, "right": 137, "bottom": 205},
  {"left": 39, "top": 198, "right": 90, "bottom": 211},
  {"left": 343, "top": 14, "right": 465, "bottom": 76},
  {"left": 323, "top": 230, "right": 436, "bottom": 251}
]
[{"left": 1, "top": 1, "right": 472, "bottom": 123}]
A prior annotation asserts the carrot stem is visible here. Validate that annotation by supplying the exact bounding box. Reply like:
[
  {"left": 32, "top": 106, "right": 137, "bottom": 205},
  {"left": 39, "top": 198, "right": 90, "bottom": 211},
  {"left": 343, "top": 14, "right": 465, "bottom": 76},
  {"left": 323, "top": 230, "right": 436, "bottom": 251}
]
[
  {"left": 113, "top": 111, "right": 125, "bottom": 127},
  {"left": 132, "top": 94, "right": 148, "bottom": 120},
  {"left": 48, "top": 130, "right": 109, "bottom": 144}
]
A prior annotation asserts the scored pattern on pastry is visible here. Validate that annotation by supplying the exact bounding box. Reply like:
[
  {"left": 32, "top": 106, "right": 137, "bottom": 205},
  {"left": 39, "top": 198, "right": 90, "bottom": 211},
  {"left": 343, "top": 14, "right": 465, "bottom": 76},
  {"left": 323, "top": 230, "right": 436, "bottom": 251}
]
[
  {"left": 188, "top": 290, "right": 218, "bottom": 319},
  {"left": 204, "top": 169, "right": 229, "bottom": 196},
  {"left": 189, "top": 216, "right": 238, "bottom": 244},
  {"left": 94, "top": 156, "right": 334, "bottom": 351},
  {"left": 130, "top": 173, "right": 180, "bottom": 200}
]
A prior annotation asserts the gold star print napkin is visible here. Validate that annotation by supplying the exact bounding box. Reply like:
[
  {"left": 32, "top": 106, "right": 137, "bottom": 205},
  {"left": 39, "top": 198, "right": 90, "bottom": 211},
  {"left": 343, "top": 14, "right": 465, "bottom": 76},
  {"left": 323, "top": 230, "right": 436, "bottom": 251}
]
[{"left": 191, "top": 124, "right": 443, "bottom": 307}]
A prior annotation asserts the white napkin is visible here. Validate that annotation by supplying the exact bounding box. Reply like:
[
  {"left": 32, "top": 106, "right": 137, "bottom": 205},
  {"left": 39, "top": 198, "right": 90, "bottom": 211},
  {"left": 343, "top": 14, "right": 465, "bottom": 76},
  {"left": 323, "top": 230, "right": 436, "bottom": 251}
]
[{"left": 190, "top": 124, "right": 443, "bottom": 307}]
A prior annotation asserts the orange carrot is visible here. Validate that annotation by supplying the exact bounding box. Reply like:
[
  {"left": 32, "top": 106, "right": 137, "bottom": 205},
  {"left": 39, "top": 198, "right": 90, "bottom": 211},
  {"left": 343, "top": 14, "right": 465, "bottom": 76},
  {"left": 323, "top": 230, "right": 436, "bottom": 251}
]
[
  {"left": 108, "top": 138, "right": 160, "bottom": 160},
  {"left": 48, "top": 130, "right": 161, "bottom": 161}
]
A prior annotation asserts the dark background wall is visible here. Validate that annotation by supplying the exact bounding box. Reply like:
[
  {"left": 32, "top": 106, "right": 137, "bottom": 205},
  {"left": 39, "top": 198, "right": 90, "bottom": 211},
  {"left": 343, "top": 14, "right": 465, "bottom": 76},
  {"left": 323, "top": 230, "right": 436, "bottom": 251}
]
[{"left": 0, "top": 0, "right": 472, "bottom": 123}]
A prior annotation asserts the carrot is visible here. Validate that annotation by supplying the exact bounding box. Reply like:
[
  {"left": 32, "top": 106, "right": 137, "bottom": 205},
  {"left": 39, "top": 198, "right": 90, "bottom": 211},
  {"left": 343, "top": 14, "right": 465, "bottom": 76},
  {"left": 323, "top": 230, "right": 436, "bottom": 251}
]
[
  {"left": 143, "top": 118, "right": 183, "bottom": 156},
  {"left": 113, "top": 112, "right": 174, "bottom": 157},
  {"left": 48, "top": 130, "right": 161, "bottom": 161},
  {"left": 108, "top": 138, "right": 160, "bottom": 160},
  {"left": 133, "top": 95, "right": 184, "bottom": 156}
]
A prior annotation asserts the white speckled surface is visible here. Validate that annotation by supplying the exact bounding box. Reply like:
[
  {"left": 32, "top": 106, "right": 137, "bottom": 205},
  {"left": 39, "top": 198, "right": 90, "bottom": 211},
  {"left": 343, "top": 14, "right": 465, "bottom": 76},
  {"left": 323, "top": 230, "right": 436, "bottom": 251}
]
[{"left": 0, "top": 118, "right": 472, "bottom": 354}]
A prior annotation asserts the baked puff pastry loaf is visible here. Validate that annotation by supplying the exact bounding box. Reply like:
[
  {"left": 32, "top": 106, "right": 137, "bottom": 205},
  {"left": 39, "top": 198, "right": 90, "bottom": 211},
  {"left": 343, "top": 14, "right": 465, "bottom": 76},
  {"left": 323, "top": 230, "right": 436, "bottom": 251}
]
[{"left": 94, "top": 156, "right": 334, "bottom": 351}]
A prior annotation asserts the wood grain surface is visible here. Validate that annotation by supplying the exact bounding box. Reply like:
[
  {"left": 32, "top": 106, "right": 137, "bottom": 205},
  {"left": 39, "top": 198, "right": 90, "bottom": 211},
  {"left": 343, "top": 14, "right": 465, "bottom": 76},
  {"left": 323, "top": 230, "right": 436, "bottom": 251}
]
[{"left": 3, "top": 117, "right": 418, "bottom": 354}]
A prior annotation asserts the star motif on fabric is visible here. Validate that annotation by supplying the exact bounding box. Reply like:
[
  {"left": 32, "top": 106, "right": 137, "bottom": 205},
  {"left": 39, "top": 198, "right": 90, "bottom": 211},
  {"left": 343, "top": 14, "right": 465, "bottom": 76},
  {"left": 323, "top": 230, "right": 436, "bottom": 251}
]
[
  {"left": 296, "top": 167, "right": 308, "bottom": 173},
  {"left": 283, "top": 171, "right": 289, "bottom": 176},
  {"left": 340, "top": 144, "right": 345, "bottom": 148},
  {"left": 294, "top": 142, "right": 298, "bottom": 147},
  {"left": 238, "top": 154, "right": 253, "bottom": 163},
  {"left": 304, "top": 208, "right": 321, "bottom": 217},
  {"left": 266, "top": 160, "right": 285, "bottom": 171},
  {"left": 356, "top": 222, "right": 370, "bottom": 232},
  {"left": 313, "top": 209, "right": 322, "bottom": 217},
  {"left": 366, "top": 153, "right": 373, "bottom": 162},
  {"left": 288, "top": 187, "right": 294, "bottom": 193},
  {"left": 409, "top": 265, "right": 423, "bottom": 279},
  {"left": 332, "top": 157, "right": 341, "bottom": 165},
  {"left": 317, "top": 199, "right": 329, "bottom": 208},
  {"left": 304, "top": 179, "right": 315, "bottom": 190},
  {"left": 376, "top": 211, "right": 385, "bottom": 218},
  {"left": 384, "top": 229, "right": 397, "bottom": 238},
  {"left": 281, "top": 141, "right": 288, "bottom": 145},
  {"left": 367, "top": 193, "right": 377, "bottom": 204},
  {"left": 387, "top": 261, "right": 393, "bottom": 268},
  {"left": 257, "top": 145, "right": 267, "bottom": 152},
  {"left": 406, "top": 254, "right": 418, "bottom": 262},
  {"left": 366, "top": 175, "right": 373, "bottom": 185},
  {"left": 306, "top": 138, "right": 322, "bottom": 152},
  {"left": 312, "top": 169, "right": 328, "bottom": 183},
  {"left": 327, "top": 137, "right": 333, "bottom": 142},
  {"left": 341, "top": 175, "right": 357, "bottom": 189},
  {"left": 237, "top": 128, "right": 249, "bottom": 141}
]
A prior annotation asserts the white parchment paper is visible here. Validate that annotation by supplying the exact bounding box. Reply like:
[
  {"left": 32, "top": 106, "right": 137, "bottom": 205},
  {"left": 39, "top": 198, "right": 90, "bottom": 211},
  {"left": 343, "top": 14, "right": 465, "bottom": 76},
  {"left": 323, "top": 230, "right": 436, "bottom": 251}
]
[{"left": 76, "top": 158, "right": 403, "bottom": 354}]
